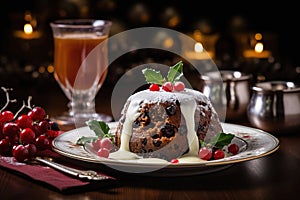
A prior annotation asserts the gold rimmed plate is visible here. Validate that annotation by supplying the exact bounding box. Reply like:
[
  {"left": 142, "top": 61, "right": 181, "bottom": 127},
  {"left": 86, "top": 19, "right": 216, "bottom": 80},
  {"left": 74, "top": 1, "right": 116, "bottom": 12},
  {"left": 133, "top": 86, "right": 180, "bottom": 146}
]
[{"left": 52, "top": 122, "right": 280, "bottom": 176}]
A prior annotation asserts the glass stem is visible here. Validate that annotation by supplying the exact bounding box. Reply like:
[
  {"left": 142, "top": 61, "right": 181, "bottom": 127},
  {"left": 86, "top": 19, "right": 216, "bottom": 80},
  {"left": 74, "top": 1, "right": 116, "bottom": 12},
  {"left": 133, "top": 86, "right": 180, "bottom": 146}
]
[{"left": 68, "top": 92, "right": 97, "bottom": 116}]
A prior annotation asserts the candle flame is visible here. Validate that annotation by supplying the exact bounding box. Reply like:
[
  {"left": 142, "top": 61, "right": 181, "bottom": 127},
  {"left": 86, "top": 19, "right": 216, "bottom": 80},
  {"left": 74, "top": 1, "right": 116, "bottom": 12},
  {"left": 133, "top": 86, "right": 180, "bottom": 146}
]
[
  {"left": 24, "top": 24, "right": 33, "bottom": 35},
  {"left": 254, "top": 42, "right": 264, "bottom": 53},
  {"left": 194, "top": 42, "right": 204, "bottom": 53}
]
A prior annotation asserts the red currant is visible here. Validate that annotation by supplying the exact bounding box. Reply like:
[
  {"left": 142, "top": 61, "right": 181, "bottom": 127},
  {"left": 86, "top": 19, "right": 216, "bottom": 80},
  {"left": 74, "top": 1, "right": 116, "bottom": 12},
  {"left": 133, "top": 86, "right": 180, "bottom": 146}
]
[
  {"left": 213, "top": 149, "right": 225, "bottom": 160},
  {"left": 97, "top": 148, "right": 110, "bottom": 158},
  {"left": 92, "top": 138, "right": 102, "bottom": 151},
  {"left": 28, "top": 106, "right": 46, "bottom": 122},
  {"left": 35, "top": 135, "right": 50, "bottom": 150},
  {"left": 0, "top": 138, "right": 12, "bottom": 156},
  {"left": 162, "top": 82, "right": 173, "bottom": 92},
  {"left": 20, "top": 128, "right": 35, "bottom": 144},
  {"left": 13, "top": 144, "right": 29, "bottom": 162},
  {"left": 228, "top": 143, "right": 239, "bottom": 155},
  {"left": 100, "top": 137, "right": 113, "bottom": 151},
  {"left": 149, "top": 84, "right": 160, "bottom": 91},
  {"left": 0, "top": 111, "right": 14, "bottom": 123},
  {"left": 170, "top": 158, "right": 179, "bottom": 164},
  {"left": 45, "top": 130, "right": 59, "bottom": 138},
  {"left": 37, "top": 120, "right": 50, "bottom": 133},
  {"left": 16, "top": 114, "right": 33, "bottom": 129},
  {"left": 2, "top": 122, "right": 20, "bottom": 138},
  {"left": 173, "top": 81, "right": 185, "bottom": 91},
  {"left": 25, "top": 143, "right": 37, "bottom": 158},
  {"left": 198, "top": 147, "right": 213, "bottom": 160}
]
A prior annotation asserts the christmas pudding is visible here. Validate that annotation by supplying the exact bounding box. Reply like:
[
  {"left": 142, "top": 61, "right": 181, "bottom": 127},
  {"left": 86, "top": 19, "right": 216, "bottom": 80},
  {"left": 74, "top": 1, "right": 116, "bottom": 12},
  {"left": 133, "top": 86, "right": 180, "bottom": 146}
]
[{"left": 113, "top": 61, "right": 224, "bottom": 161}]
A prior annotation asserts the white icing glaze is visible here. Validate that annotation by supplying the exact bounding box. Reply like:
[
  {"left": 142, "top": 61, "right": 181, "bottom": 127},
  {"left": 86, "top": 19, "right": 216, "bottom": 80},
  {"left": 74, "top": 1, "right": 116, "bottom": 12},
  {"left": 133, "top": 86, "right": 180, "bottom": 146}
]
[
  {"left": 111, "top": 88, "right": 220, "bottom": 162},
  {"left": 109, "top": 149, "right": 141, "bottom": 160}
]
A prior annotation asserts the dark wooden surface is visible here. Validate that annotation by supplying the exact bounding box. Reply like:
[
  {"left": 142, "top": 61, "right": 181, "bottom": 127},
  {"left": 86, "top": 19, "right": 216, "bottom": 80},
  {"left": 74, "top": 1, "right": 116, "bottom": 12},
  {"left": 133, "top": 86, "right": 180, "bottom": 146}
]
[{"left": 1, "top": 80, "right": 299, "bottom": 200}]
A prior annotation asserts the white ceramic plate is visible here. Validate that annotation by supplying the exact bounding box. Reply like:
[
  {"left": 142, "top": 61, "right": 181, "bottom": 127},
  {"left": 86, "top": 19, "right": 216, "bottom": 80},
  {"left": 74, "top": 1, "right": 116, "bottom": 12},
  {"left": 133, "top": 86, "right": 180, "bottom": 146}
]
[{"left": 52, "top": 122, "right": 280, "bottom": 176}]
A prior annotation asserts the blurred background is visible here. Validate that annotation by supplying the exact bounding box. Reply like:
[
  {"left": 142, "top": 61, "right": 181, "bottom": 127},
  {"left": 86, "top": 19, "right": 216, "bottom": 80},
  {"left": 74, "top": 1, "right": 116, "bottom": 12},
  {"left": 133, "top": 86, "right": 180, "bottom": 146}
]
[{"left": 0, "top": 0, "right": 299, "bottom": 116}]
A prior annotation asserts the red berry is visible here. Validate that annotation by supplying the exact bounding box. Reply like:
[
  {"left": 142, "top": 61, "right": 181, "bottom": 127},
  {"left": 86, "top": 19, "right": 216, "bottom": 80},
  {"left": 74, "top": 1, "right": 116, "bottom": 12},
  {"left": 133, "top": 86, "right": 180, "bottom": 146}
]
[
  {"left": 25, "top": 143, "right": 37, "bottom": 158},
  {"left": 173, "top": 81, "right": 185, "bottom": 91},
  {"left": 92, "top": 138, "right": 102, "bottom": 151},
  {"left": 162, "top": 82, "right": 173, "bottom": 92},
  {"left": 20, "top": 128, "right": 35, "bottom": 144},
  {"left": 13, "top": 144, "right": 29, "bottom": 162},
  {"left": 0, "top": 111, "right": 14, "bottom": 123},
  {"left": 16, "top": 114, "right": 33, "bottom": 129},
  {"left": 35, "top": 135, "right": 50, "bottom": 150},
  {"left": 149, "top": 84, "right": 160, "bottom": 91},
  {"left": 0, "top": 138, "right": 12, "bottom": 156},
  {"left": 45, "top": 130, "right": 59, "bottom": 138},
  {"left": 28, "top": 106, "right": 46, "bottom": 122},
  {"left": 170, "top": 158, "right": 179, "bottom": 164},
  {"left": 37, "top": 120, "right": 50, "bottom": 133},
  {"left": 2, "top": 122, "right": 20, "bottom": 138},
  {"left": 8, "top": 135, "right": 19, "bottom": 145},
  {"left": 97, "top": 148, "right": 110, "bottom": 158},
  {"left": 213, "top": 149, "right": 225, "bottom": 160},
  {"left": 32, "top": 124, "right": 43, "bottom": 137},
  {"left": 100, "top": 137, "right": 113, "bottom": 151},
  {"left": 198, "top": 147, "right": 213, "bottom": 160},
  {"left": 228, "top": 143, "right": 239, "bottom": 155}
]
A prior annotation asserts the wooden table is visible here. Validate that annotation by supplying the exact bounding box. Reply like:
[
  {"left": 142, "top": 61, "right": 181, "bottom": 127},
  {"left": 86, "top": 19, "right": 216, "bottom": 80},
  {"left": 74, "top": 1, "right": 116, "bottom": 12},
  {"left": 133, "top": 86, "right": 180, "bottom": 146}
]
[{"left": 1, "top": 81, "right": 299, "bottom": 200}]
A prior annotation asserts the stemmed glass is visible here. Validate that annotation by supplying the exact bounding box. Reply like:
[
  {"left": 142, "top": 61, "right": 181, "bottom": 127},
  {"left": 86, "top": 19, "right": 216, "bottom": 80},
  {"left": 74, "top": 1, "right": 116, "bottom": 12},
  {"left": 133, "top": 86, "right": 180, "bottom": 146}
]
[{"left": 50, "top": 19, "right": 112, "bottom": 129}]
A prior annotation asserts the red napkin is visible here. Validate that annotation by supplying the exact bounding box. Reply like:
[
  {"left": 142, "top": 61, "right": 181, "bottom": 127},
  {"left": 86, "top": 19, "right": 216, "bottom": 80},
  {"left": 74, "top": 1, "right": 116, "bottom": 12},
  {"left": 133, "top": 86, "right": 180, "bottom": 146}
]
[{"left": 0, "top": 149, "right": 116, "bottom": 193}]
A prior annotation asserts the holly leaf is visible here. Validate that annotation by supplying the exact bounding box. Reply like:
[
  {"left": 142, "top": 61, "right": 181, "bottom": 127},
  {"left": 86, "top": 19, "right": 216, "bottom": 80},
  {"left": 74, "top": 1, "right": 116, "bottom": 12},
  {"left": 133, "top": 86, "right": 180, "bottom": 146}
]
[
  {"left": 76, "top": 120, "right": 113, "bottom": 146},
  {"left": 86, "top": 120, "right": 110, "bottom": 138},
  {"left": 167, "top": 60, "right": 183, "bottom": 83},
  {"left": 142, "top": 68, "right": 166, "bottom": 85},
  {"left": 208, "top": 132, "right": 235, "bottom": 149},
  {"left": 76, "top": 136, "right": 98, "bottom": 145}
]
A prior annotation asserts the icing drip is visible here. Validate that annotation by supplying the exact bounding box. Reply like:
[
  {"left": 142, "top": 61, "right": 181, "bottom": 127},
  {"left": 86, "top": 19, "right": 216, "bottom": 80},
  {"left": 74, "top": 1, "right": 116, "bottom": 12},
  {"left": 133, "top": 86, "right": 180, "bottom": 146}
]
[
  {"left": 119, "top": 100, "right": 140, "bottom": 151},
  {"left": 179, "top": 98, "right": 199, "bottom": 157}
]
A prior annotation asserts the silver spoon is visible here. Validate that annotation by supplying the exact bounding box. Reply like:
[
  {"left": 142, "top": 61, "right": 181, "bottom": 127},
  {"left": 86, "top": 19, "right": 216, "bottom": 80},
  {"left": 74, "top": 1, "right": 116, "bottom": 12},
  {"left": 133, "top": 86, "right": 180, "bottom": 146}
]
[{"left": 30, "top": 157, "right": 110, "bottom": 181}]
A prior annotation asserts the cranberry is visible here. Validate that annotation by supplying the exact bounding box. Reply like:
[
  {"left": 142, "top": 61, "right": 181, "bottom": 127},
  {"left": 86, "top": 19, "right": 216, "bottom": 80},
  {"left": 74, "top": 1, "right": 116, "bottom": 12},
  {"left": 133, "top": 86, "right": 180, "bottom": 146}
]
[
  {"left": 170, "top": 158, "right": 179, "bottom": 164},
  {"left": 35, "top": 135, "right": 50, "bottom": 150},
  {"left": 92, "top": 138, "right": 102, "bottom": 151},
  {"left": 162, "top": 82, "right": 173, "bottom": 92},
  {"left": 149, "top": 84, "right": 160, "bottom": 91},
  {"left": 2, "top": 122, "right": 20, "bottom": 138},
  {"left": 13, "top": 144, "right": 29, "bottom": 162},
  {"left": 198, "top": 147, "right": 213, "bottom": 160},
  {"left": 20, "top": 128, "right": 35, "bottom": 144},
  {"left": 16, "top": 114, "right": 33, "bottom": 129},
  {"left": 228, "top": 143, "right": 239, "bottom": 155},
  {"left": 25, "top": 143, "right": 37, "bottom": 158},
  {"left": 100, "top": 138, "right": 113, "bottom": 151},
  {"left": 97, "top": 148, "right": 110, "bottom": 158},
  {"left": 0, "top": 111, "right": 14, "bottom": 123},
  {"left": 37, "top": 120, "right": 50, "bottom": 133},
  {"left": 173, "top": 81, "right": 185, "bottom": 91},
  {"left": 45, "top": 130, "right": 59, "bottom": 138},
  {"left": 213, "top": 149, "right": 225, "bottom": 160},
  {"left": 0, "top": 138, "right": 12, "bottom": 156},
  {"left": 28, "top": 106, "right": 46, "bottom": 122}
]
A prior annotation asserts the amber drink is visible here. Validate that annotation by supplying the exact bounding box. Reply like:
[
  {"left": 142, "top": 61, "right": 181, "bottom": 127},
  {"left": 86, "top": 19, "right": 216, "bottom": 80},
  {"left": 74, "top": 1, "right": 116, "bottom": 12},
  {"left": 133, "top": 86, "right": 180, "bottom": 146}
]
[
  {"left": 53, "top": 34, "right": 108, "bottom": 93},
  {"left": 50, "top": 19, "right": 112, "bottom": 128}
]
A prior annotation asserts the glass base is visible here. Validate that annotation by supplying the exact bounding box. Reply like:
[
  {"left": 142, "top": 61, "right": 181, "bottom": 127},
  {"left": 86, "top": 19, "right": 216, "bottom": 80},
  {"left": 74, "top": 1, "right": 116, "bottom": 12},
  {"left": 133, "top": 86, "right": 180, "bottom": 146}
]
[{"left": 52, "top": 112, "right": 112, "bottom": 131}]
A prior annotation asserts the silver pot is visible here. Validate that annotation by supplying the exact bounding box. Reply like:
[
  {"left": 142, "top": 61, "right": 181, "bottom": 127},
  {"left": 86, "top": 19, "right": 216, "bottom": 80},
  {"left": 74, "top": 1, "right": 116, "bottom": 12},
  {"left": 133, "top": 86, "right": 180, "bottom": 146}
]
[
  {"left": 200, "top": 70, "right": 253, "bottom": 122},
  {"left": 247, "top": 81, "right": 300, "bottom": 134}
]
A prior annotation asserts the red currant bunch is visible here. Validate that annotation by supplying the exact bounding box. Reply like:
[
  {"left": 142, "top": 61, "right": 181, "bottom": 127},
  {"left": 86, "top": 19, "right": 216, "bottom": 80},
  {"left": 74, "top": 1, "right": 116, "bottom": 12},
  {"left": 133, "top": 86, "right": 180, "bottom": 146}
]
[
  {"left": 0, "top": 106, "right": 60, "bottom": 162},
  {"left": 0, "top": 88, "right": 60, "bottom": 162}
]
